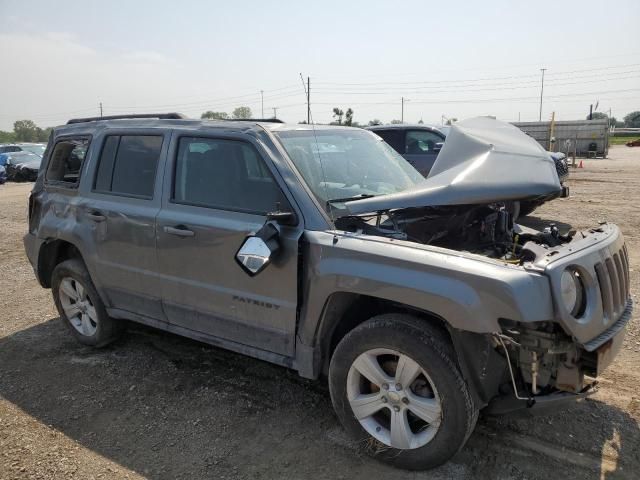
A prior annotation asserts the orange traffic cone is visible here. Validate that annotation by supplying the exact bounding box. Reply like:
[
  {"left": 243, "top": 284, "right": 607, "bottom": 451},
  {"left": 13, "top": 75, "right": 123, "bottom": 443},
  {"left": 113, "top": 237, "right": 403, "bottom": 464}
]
[{"left": 578, "top": 160, "right": 583, "bottom": 168}]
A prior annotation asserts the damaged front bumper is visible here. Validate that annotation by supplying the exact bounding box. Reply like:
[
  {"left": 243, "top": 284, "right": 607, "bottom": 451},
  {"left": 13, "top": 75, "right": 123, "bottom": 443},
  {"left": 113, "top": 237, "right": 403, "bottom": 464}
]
[
  {"left": 487, "top": 300, "right": 631, "bottom": 416},
  {"left": 485, "top": 383, "right": 598, "bottom": 416}
]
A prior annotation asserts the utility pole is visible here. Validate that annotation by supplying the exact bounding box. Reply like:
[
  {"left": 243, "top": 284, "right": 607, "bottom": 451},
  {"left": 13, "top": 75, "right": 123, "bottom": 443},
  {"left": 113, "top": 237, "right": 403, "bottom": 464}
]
[
  {"left": 307, "top": 77, "right": 310, "bottom": 124},
  {"left": 272, "top": 107, "right": 278, "bottom": 119},
  {"left": 538, "top": 68, "right": 546, "bottom": 121},
  {"left": 401, "top": 97, "right": 405, "bottom": 123},
  {"left": 99, "top": 102, "right": 103, "bottom": 118},
  {"left": 260, "top": 90, "right": 264, "bottom": 118}
]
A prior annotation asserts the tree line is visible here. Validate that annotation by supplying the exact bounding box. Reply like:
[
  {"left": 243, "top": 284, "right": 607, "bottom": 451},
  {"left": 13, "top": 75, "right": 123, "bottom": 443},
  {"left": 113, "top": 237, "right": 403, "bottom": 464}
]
[
  {"left": 589, "top": 111, "right": 640, "bottom": 128},
  {"left": 0, "top": 120, "right": 53, "bottom": 143},
  {"left": 2, "top": 109, "right": 638, "bottom": 146},
  {"left": 200, "top": 106, "right": 640, "bottom": 128}
]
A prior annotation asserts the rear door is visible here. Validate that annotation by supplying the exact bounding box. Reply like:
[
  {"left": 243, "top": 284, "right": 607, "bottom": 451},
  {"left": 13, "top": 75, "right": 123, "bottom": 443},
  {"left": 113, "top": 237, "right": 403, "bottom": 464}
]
[
  {"left": 156, "top": 133, "right": 303, "bottom": 356},
  {"left": 403, "top": 129, "right": 445, "bottom": 177},
  {"left": 79, "top": 131, "right": 169, "bottom": 320}
]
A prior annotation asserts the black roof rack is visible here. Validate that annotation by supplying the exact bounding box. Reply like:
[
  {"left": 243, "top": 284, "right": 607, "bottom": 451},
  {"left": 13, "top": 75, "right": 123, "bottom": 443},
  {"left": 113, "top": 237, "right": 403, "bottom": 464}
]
[
  {"left": 220, "top": 118, "right": 284, "bottom": 123},
  {"left": 66, "top": 113, "right": 188, "bottom": 124}
]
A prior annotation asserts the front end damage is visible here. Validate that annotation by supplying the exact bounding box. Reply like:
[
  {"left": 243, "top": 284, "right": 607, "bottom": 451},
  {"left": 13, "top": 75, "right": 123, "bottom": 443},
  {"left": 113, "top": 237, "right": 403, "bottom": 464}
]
[
  {"left": 486, "top": 223, "right": 632, "bottom": 414},
  {"left": 342, "top": 211, "right": 632, "bottom": 414},
  {"left": 336, "top": 118, "right": 631, "bottom": 415}
]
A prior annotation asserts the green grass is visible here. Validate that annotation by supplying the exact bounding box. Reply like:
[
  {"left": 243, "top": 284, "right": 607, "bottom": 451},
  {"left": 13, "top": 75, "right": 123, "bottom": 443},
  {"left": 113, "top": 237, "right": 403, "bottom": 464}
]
[{"left": 610, "top": 135, "right": 638, "bottom": 145}]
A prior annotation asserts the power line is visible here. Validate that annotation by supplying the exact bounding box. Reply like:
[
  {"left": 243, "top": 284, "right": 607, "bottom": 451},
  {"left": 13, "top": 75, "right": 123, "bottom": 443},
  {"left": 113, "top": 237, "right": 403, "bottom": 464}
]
[
  {"left": 102, "top": 83, "right": 301, "bottom": 107},
  {"left": 310, "top": 72, "right": 640, "bottom": 95},
  {"left": 311, "top": 88, "right": 640, "bottom": 106},
  {"left": 108, "top": 86, "right": 302, "bottom": 111},
  {"left": 309, "top": 52, "right": 640, "bottom": 81},
  {"left": 313, "top": 62, "right": 640, "bottom": 87}
]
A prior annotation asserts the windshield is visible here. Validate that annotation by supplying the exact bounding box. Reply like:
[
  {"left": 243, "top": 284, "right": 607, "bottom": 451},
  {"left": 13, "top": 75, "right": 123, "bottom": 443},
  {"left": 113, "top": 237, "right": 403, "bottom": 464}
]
[{"left": 274, "top": 128, "right": 424, "bottom": 210}]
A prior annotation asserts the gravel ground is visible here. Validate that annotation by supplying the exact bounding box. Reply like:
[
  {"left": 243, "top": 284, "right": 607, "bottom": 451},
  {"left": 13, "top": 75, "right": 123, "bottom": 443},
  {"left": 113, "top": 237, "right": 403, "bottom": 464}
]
[{"left": 1, "top": 145, "right": 639, "bottom": 479}]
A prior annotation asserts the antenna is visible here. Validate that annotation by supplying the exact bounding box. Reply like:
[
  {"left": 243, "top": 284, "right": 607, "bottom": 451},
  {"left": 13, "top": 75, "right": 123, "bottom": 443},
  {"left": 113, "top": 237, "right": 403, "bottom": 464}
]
[{"left": 299, "top": 72, "right": 336, "bottom": 228}]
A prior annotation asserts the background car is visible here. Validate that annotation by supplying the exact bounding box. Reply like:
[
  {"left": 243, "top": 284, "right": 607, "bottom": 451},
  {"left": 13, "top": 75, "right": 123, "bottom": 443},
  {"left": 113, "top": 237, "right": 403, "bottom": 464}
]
[
  {"left": 18, "top": 143, "right": 46, "bottom": 156},
  {"left": 4, "top": 151, "right": 42, "bottom": 182},
  {"left": 366, "top": 124, "right": 446, "bottom": 177},
  {"left": 0, "top": 144, "right": 23, "bottom": 155},
  {"left": 0, "top": 165, "right": 6, "bottom": 184}
]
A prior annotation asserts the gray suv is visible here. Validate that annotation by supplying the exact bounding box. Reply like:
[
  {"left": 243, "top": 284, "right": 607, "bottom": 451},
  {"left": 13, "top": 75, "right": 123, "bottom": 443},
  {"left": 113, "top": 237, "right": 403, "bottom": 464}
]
[{"left": 24, "top": 113, "right": 631, "bottom": 470}]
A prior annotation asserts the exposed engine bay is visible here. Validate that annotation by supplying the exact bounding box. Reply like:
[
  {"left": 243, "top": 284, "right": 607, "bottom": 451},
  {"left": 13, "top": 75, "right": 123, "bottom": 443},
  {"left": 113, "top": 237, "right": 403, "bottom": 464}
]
[
  {"left": 335, "top": 203, "right": 576, "bottom": 264},
  {"left": 496, "top": 320, "right": 597, "bottom": 397}
]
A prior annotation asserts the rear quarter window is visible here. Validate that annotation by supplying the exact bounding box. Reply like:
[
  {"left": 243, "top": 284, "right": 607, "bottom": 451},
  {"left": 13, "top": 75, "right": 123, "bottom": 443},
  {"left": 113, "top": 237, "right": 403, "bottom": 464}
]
[{"left": 45, "top": 137, "right": 90, "bottom": 187}]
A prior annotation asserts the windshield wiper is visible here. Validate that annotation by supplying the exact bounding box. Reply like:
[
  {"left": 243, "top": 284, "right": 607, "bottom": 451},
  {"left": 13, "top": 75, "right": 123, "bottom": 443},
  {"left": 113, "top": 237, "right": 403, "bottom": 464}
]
[{"left": 326, "top": 193, "right": 376, "bottom": 206}]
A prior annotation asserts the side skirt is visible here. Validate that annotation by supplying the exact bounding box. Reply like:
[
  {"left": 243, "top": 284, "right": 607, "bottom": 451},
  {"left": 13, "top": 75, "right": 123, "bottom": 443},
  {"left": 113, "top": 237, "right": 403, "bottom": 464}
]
[{"left": 107, "top": 307, "right": 296, "bottom": 371}]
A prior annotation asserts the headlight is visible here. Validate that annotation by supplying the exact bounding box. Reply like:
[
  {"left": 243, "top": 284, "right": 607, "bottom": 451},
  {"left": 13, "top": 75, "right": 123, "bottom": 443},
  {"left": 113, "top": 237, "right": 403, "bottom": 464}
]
[{"left": 560, "top": 268, "right": 584, "bottom": 317}]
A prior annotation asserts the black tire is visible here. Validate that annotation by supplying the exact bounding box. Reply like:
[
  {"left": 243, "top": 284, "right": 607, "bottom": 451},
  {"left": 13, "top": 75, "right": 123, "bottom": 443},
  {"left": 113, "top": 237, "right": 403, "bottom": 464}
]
[
  {"left": 51, "top": 258, "right": 123, "bottom": 347},
  {"left": 329, "top": 314, "right": 478, "bottom": 470}
]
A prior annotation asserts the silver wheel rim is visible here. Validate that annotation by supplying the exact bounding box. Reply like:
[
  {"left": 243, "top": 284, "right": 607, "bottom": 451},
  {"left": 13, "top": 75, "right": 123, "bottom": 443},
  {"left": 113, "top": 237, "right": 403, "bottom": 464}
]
[
  {"left": 347, "top": 348, "right": 442, "bottom": 450},
  {"left": 58, "top": 277, "right": 98, "bottom": 337}
]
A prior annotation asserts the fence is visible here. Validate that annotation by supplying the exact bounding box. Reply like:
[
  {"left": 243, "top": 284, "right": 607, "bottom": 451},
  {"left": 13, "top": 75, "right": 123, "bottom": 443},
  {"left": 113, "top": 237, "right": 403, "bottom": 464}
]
[{"left": 512, "top": 119, "right": 609, "bottom": 157}]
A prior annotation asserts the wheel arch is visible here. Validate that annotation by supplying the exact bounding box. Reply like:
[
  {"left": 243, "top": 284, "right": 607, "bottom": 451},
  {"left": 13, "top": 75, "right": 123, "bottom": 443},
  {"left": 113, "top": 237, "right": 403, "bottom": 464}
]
[
  {"left": 302, "top": 291, "right": 506, "bottom": 407},
  {"left": 316, "top": 292, "right": 453, "bottom": 376},
  {"left": 37, "top": 239, "right": 84, "bottom": 288}
]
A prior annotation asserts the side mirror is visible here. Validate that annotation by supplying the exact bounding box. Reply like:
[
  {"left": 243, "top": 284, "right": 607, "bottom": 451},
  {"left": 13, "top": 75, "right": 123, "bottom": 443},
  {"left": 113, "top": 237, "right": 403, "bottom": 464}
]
[{"left": 235, "top": 222, "right": 281, "bottom": 276}]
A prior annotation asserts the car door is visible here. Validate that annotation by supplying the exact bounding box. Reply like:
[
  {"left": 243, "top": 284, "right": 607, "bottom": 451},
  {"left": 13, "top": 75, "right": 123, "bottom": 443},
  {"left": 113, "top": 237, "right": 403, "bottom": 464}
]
[
  {"left": 156, "top": 133, "right": 303, "bottom": 356},
  {"left": 79, "top": 131, "right": 169, "bottom": 321},
  {"left": 403, "top": 129, "right": 445, "bottom": 177}
]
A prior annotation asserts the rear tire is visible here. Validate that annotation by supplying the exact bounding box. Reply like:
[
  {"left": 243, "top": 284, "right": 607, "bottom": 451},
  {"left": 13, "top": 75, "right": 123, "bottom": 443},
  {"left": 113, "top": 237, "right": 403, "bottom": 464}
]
[
  {"left": 51, "top": 258, "right": 123, "bottom": 347},
  {"left": 329, "top": 314, "right": 477, "bottom": 470}
]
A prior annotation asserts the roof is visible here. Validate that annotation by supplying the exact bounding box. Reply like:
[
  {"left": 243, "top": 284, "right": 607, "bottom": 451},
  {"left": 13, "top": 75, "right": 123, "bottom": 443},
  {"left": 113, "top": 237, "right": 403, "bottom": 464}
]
[
  {"left": 366, "top": 123, "right": 445, "bottom": 131},
  {"left": 54, "top": 117, "right": 365, "bottom": 136}
]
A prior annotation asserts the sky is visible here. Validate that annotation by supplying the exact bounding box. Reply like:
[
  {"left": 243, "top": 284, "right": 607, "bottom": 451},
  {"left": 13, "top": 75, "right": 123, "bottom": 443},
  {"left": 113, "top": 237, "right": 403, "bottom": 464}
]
[{"left": 0, "top": 0, "right": 639, "bottom": 131}]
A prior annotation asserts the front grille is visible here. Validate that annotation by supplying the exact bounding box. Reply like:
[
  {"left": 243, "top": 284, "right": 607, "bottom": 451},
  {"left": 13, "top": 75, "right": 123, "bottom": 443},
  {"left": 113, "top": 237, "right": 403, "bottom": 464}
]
[
  {"left": 553, "top": 156, "right": 569, "bottom": 178},
  {"left": 593, "top": 244, "right": 630, "bottom": 323},
  {"left": 583, "top": 300, "right": 633, "bottom": 351}
]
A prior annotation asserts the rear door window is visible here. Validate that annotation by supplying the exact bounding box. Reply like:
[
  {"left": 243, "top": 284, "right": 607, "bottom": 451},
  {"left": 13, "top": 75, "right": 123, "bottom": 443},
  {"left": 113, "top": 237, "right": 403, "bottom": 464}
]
[
  {"left": 94, "top": 135, "right": 163, "bottom": 198},
  {"left": 45, "top": 137, "right": 90, "bottom": 186}
]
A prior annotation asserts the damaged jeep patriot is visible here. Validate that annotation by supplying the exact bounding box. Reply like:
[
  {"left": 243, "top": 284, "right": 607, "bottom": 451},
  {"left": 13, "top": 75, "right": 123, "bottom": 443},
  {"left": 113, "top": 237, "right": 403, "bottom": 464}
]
[{"left": 24, "top": 114, "right": 632, "bottom": 470}]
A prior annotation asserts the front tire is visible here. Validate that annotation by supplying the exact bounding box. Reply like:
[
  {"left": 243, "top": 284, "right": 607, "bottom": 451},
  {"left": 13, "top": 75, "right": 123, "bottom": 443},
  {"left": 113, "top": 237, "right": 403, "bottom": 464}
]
[
  {"left": 329, "top": 314, "right": 477, "bottom": 470},
  {"left": 51, "top": 258, "right": 123, "bottom": 347}
]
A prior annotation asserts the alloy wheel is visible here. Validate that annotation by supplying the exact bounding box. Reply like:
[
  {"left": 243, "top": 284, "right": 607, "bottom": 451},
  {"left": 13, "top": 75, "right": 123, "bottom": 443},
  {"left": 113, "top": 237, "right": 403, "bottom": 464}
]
[
  {"left": 346, "top": 348, "right": 442, "bottom": 450},
  {"left": 58, "top": 277, "right": 98, "bottom": 337}
]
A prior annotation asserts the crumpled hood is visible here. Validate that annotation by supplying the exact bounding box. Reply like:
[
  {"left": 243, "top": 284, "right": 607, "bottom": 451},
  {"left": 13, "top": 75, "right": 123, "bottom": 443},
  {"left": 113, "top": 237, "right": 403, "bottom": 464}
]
[{"left": 346, "top": 117, "right": 561, "bottom": 215}]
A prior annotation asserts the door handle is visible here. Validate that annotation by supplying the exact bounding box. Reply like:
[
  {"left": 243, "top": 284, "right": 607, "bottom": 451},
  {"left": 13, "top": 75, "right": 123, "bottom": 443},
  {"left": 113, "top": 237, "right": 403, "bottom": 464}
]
[
  {"left": 164, "top": 225, "right": 195, "bottom": 237},
  {"left": 87, "top": 211, "right": 106, "bottom": 222}
]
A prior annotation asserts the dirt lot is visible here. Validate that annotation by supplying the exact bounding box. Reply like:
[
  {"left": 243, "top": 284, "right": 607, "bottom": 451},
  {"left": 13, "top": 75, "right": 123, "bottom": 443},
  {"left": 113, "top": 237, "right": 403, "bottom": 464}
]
[{"left": 1, "top": 146, "right": 639, "bottom": 479}]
